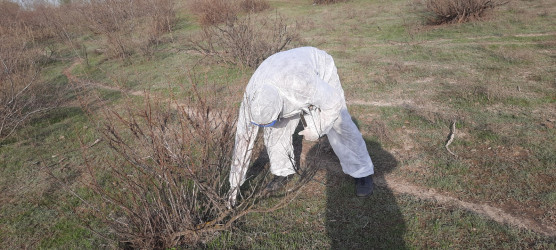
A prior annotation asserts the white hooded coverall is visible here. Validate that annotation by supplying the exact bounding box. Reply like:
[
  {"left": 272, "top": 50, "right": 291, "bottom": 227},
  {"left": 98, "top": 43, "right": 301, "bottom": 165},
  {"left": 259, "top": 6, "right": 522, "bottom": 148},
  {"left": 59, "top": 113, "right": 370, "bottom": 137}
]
[{"left": 229, "top": 47, "right": 374, "bottom": 205}]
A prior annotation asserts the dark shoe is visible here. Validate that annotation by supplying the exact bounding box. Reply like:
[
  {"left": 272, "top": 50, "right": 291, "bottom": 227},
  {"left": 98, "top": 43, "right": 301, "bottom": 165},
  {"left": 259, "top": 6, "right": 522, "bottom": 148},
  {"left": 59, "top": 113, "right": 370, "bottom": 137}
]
[
  {"left": 355, "top": 175, "right": 374, "bottom": 197},
  {"left": 265, "top": 175, "right": 289, "bottom": 193}
]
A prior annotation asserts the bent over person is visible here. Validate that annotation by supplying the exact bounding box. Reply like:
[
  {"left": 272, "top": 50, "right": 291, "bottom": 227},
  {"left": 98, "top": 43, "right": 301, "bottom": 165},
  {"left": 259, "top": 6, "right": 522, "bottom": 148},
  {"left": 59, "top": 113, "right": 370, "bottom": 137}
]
[{"left": 228, "top": 47, "right": 374, "bottom": 207}]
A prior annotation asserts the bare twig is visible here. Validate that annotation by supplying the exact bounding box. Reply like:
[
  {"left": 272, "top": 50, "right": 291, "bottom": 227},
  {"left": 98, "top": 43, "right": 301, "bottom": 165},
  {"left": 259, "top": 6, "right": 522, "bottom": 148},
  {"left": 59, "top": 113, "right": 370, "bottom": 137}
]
[{"left": 445, "top": 120, "right": 457, "bottom": 157}]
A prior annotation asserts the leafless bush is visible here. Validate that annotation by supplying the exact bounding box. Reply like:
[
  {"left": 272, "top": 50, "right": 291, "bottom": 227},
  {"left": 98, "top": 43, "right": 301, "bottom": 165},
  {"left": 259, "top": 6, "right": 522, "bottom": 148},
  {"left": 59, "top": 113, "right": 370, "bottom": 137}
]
[
  {"left": 136, "top": 0, "right": 176, "bottom": 55},
  {"left": 0, "top": 1, "right": 60, "bottom": 42},
  {"left": 76, "top": 0, "right": 176, "bottom": 58},
  {"left": 145, "top": 0, "right": 176, "bottom": 38},
  {"left": 0, "top": 3, "right": 64, "bottom": 141},
  {"left": 425, "top": 0, "right": 505, "bottom": 24},
  {"left": 78, "top": 78, "right": 320, "bottom": 248},
  {"left": 189, "top": 0, "right": 270, "bottom": 26},
  {"left": 189, "top": 0, "right": 240, "bottom": 26},
  {"left": 2, "top": 0, "right": 175, "bottom": 60},
  {"left": 31, "top": 4, "right": 79, "bottom": 43},
  {"left": 0, "top": 46, "right": 43, "bottom": 140},
  {"left": 313, "top": 0, "right": 349, "bottom": 4},
  {"left": 188, "top": 13, "right": 297, "bottom": 68},
  {"left": 240, "top": 0, "right": 270, "bottom": 13}
]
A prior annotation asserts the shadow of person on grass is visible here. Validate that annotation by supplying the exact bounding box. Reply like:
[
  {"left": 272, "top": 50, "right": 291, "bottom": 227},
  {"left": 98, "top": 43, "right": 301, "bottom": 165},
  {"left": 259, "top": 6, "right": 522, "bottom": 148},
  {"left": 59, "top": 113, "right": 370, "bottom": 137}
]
[
  {"left": 241, "top": 119, "right": 406, "bottom": 248},
  {"left": 305, "top": 123, "right": 407, "bottom": 248}
]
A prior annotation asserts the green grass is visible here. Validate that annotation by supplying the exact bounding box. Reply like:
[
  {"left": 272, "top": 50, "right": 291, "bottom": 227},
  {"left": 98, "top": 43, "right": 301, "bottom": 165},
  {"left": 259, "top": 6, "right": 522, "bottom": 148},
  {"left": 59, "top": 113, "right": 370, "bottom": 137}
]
[
  {"left": 205, "top": 172, "right": 555, "bottom": 249},
  {"left": 2, "top": 0, "right": 556, "bottom": 248},
  {"left": 0, "top": 59, "right": 107, "bottom": 248},
  {"left": 0, "top": 108, "right": 99, "bottom": 248}
]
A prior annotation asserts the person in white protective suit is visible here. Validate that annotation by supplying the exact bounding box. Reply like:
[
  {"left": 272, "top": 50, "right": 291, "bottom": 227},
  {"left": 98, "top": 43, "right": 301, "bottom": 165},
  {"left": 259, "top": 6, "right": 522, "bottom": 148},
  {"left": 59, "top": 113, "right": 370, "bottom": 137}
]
[{"left": 228, "top": 47, "right": 374, "bottom": 207}]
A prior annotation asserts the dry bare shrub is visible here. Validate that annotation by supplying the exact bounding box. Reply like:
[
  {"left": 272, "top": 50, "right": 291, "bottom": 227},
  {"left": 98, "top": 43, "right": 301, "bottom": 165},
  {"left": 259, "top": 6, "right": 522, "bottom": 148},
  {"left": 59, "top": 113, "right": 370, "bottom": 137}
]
[
  {"left": 0, "top": 2, "right": 64, "bottom": 140},
  {"left": 313, "top": 0, "right": 349, "bottom": 5},
  {"left": 0, "top": 2, "right": 91, "bottom": 62},
  {"left": 136, "top": 0, "right": 177, "bottom": 55},
  {"left": 240, "top": 0, "right": 270, "bottom": 13},
  {"left": 188, "top": 13, "right": 297, "bottom": 68},
  {"left": 425, "top": 0, "right": 505, "bottom": 24},
  {"left": 79, "top": 79, "right": 320, "bottom": 248},
  {"left": 32, "top": 4, "right": 80, "bottom": 42},
  {"left": 0, "top": 1, "right": 22, "bottom": 31},
  {"left": 0, "top": 1, "right": 60, "bottom": 42},
  {"left": 146, "top": 0, "right": 176, "bottom": 38},
  {"left": 76, "top": 0, "right": 176, "bottom": 58},
  {"left": 189, "top": 0, "right": 240, "bottom": 26},
  {"left": 0, "top": 45, "right": 43, "bottom": 140},
  {"left": 0, "top": 0, "right": 19, "bottom": 17}
]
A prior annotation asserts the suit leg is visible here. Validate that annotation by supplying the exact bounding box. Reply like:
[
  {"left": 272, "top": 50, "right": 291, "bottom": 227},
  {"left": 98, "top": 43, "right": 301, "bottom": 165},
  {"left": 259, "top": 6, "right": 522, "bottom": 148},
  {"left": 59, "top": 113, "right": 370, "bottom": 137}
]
[
  {"left": 263, "top": 116, "right": 301, "bottom": 176},
  {"left": 327, "top": 107, "right": 374, "bottom": 178}
]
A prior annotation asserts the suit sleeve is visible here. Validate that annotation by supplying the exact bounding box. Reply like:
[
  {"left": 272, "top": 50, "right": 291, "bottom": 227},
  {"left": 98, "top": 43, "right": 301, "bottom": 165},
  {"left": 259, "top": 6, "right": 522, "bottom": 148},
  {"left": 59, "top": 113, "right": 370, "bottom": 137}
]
[{"left": 229, "top": 96, "right": 259, "bottom": 199}]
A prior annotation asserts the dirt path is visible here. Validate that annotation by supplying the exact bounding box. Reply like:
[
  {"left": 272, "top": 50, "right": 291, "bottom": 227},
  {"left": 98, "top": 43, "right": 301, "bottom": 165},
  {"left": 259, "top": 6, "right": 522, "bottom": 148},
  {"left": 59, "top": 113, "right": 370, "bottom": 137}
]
[
  {"left": 62, "top": 58, "right": 556, "bottom": 238},
  {"left": 376, "top": 175, "right": 556, "bottom": 237},
  {"left": 314, "top": 148, "right": 556, "bottom": 238},
  {"left": 343, "top": 97, "right": 556, "bottom": 237}
]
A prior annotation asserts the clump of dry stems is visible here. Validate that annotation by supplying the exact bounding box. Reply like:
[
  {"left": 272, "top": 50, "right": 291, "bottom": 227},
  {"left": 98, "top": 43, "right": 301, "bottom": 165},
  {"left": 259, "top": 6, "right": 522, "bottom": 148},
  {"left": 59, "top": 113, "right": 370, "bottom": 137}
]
[
  {"left": 312, "top": 0, "right": 349, "bottom": 4},
  {"left": 78, "top": 78, "right": 320, "bottom": 248},
  {"left": 75, "top": 0, "right": 176, "bottom": 58},
  {"left": 0, "top": 1, "right": 65, "bottom": 141},
  {"left": 187, "top": 0, "right": 295, "bottom": 68},
  {"left": 189, "top": 0, "right": 240, "bottom": 27},
  {"left": 189, "top": 0, "right": 270, "bottom": 27},
  {"left": 188, "top": 13, "right": 297, "bottom": 68},
  {"left": 240, "top": 0, "right": 271, "bottom": 13},
  {"left": 425, "top": 0, "right": 505, "bottom": 24},
  {"left": 0, "top": 0, "right": 177, "bottom": 141}
]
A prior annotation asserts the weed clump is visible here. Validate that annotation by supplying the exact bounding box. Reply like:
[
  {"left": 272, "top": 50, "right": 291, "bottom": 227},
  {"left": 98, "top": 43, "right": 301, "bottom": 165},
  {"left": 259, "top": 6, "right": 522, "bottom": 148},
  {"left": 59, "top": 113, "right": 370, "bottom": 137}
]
[{"left": 425, "top": 0, "right": 505, "bottom": 24}]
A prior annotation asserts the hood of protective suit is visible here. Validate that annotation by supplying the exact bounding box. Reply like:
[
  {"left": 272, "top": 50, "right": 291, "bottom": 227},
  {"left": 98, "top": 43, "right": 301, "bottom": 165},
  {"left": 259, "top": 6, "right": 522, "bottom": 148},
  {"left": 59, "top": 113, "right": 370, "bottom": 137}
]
[{"left": 249, "top": 84, "right": 282, "bottom": 125}]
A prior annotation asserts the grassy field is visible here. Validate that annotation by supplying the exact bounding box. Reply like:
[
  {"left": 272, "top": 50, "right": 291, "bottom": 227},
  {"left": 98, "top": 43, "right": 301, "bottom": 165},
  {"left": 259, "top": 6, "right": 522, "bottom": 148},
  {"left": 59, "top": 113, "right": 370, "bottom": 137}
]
[{"left": 1, "top": 0, "right": 555, "bottom": 248}]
